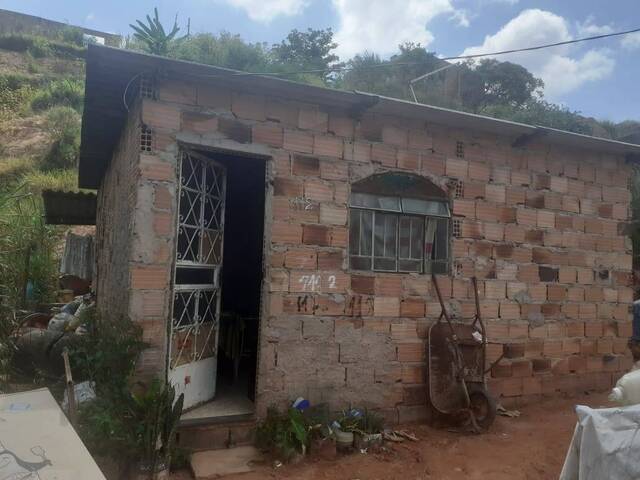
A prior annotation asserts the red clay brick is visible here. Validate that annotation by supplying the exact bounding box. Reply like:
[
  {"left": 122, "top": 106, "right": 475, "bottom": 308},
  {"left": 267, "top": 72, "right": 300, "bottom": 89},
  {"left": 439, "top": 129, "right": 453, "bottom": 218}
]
[{"left": 302, "top": 224, "right": 330, "bottom": 246}]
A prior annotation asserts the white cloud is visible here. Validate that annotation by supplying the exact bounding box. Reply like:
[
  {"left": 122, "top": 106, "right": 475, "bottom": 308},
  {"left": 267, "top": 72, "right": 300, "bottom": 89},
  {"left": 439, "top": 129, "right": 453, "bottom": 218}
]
[
  {"left": 223, "top": 0, "right": 308, "bottom": 23},
  {"left": 576, "top": 16, "right": 614, "bottom": 36},
  {"left": 621, "top": 32, "right": 640, "bottom": 50},
  {"left": 451, "top": 10, "right": 471, "bottom": 28},
  {"left": 332, "top": 0, "right": 459, "bottom": 59},
  {"left": 461, "top": 9, "right": 615, "bottom": 98},
  {"left": 85, "top": 12, "right": 95, "bottom": 22}
]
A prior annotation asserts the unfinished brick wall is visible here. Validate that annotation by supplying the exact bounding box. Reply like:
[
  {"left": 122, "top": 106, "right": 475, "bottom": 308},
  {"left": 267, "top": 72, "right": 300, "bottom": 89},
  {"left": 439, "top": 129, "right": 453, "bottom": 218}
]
[
  {"left": 100, "top": 74, "right": 633, "bottom": 421},
  {"left": 95, "top": 99, "right": 174, "bottom": 377},
  {"left": 95, "top": 104, "right": 140, "bottom": 322}
]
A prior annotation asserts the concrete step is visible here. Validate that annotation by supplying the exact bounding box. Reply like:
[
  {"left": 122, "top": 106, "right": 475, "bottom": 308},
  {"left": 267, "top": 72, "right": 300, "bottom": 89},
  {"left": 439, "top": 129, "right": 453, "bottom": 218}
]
[
  {"left": 190, "top": 446, "right": 263, "bottom": 479},
  {"left": 178, "top": 416, "right": 256, "bottom": 451}
]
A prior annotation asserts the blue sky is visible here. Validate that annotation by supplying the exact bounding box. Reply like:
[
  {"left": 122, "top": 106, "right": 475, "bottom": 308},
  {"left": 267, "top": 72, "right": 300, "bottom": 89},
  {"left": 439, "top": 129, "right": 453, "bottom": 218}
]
[{"left": 2, "top": 0, "right": 639, "bottom": 122}]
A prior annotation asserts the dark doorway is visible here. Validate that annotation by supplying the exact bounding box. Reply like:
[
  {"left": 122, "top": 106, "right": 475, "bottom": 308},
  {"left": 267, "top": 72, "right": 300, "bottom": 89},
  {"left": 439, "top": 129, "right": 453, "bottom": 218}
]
[{"left": 216, "top": 152, "right": 265, "bottom": 407}]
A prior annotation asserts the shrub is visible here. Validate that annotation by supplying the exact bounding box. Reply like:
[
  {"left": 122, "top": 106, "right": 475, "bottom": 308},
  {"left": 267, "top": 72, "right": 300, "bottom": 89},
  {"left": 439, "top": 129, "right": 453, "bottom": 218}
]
[
  {"left": 70, "top": 309, "right": 146, "bottom": 394},
  {"left": 71, "top": 311, "right": 147, "bottom": 469},
  {"left": 31, "top": 79, "right": 84, "bottom": 112},
  {"left": 58, "top": 26, "right": 85, "bottom": 46},
  {"left": 27, "top": 36, "right": 51, "bottom": 57},
  {"left": 256, "top": 407, "right": 310, "bottom": 460},
  {"left": 0, "top": 34, "right": 86, "bottom": 59},
  {"left": 41, "top": 106, "right": 81, "bottom": 170},
  {"left": 0, "top": 73, "right": 38, "bottom": 117}
]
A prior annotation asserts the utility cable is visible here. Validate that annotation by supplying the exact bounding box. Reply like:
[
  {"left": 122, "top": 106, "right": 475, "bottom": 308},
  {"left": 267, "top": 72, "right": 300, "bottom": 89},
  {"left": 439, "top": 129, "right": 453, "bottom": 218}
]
[{"left": 192, "top": 26, "right": 640, "bottom": 79}]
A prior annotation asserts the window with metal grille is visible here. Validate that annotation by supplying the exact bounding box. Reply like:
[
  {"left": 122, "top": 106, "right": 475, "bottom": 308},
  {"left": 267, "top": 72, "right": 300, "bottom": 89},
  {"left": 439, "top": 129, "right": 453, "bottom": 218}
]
[
  {"left": 456, "top": 141, "right": 465, "bottom": 158},
  {"left": 349, "top": 191, "right": 451, "bottom": 274},
  {"left": 171, "top": 150, "right": 226, "bottom": 368}
]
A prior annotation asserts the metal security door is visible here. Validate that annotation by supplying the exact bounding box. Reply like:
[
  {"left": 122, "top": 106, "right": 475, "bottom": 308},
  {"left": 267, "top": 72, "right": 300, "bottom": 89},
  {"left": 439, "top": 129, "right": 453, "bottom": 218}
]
[{"left": 169, "top": 149, "right": 226, "bottom": 410}]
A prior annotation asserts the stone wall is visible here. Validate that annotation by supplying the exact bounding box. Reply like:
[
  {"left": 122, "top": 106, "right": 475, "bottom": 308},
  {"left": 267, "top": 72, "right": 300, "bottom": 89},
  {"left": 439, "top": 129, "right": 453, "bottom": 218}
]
[{"left": 103, "top": 75, "right": 633, "bottom": 422}]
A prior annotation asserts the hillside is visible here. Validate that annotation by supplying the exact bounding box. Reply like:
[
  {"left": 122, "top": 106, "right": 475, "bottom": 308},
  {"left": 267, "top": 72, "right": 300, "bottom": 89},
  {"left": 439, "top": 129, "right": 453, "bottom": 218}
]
[
  {"left": 0, "top": 34, "right": 85, "bottom": 194},
  {"left": 0, "top": 31, "right": 88, "bottom": 313}
]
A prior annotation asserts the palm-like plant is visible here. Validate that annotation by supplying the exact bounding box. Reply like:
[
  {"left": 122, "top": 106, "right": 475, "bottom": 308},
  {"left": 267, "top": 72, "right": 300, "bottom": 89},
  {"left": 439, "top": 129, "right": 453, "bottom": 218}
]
[{"left": 130, "top": 8, "right": 182, "bottom": 56}]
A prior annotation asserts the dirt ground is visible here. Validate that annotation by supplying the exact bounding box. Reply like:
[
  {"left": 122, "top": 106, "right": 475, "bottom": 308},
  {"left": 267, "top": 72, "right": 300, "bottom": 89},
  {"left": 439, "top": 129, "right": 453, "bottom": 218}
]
[{"left": 172, "top": 391, "right": 612, "bottom": 480}]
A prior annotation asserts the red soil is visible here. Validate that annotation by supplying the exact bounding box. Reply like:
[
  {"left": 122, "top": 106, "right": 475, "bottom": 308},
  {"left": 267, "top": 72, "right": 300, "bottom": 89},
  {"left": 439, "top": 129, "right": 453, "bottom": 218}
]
[{"left": 173, "top": 391, "right": 612, "bottom": 480}]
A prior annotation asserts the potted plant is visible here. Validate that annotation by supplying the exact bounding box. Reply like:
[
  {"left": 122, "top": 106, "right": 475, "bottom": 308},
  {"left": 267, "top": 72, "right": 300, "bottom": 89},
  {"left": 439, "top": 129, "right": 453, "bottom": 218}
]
[
  {"left": 333, "top": 409, "right": 361, "bottom": 453},
  {"left": 352, "top": 409, "right": 384, "bottom": 450},
  {"left": 130, "top": 380, "right": 184, "bottom": 480}
]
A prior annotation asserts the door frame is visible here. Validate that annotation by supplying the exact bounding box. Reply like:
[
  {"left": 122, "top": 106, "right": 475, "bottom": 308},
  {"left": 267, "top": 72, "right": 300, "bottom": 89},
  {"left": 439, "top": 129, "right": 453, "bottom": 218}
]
[
  {"left": 168, "top": 147, "right": 227, "bottom": 410},
  {"left": 166, "top": 141, "right": 271, "bottom": 414}
]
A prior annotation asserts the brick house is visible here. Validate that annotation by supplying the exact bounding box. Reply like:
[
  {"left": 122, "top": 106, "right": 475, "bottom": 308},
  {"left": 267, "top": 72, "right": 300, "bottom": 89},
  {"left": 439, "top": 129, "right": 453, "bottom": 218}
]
[{"left": 78, "top": 44, "right": 640, "bottom": 425}]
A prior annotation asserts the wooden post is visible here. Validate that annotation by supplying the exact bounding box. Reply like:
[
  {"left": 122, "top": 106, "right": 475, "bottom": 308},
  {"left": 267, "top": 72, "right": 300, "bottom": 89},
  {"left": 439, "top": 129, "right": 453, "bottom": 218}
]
[{"left": 62, "top": 347, "right": 77, "bottom": 424}]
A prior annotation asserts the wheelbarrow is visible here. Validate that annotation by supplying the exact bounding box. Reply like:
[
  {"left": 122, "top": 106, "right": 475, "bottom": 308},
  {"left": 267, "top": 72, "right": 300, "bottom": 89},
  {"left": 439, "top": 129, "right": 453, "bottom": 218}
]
[{"left": 428, "top": 275, "right": 497, "bottom": 432}]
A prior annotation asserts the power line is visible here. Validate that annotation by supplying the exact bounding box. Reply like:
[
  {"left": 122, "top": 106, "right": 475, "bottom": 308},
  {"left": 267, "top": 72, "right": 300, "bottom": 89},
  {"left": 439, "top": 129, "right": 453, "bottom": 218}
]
[{"left": 196, "top": 26, "right": 640, "bottom": 79}]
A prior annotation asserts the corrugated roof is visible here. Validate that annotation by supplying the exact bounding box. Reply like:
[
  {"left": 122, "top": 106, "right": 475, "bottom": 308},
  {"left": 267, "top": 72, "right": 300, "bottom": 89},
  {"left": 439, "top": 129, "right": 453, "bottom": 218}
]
[
  {"left": 79, "top": 44, "right": 640, "bottom": 189},
  {"left": 42, "top": 190, "right": 97, "bottom": 225}
]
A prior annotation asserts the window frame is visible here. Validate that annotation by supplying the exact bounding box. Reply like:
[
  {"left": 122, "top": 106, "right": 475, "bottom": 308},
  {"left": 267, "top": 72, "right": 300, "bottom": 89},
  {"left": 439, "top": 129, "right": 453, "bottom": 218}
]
[{"left": 348, "top": 193, "right": 451, "bottom": 275}]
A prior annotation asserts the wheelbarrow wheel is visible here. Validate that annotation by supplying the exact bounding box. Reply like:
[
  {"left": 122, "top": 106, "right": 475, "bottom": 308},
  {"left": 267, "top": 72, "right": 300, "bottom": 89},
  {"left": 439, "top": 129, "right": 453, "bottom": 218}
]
[{"left": 467, "top": 384, "right": 497, "bottom": 431}]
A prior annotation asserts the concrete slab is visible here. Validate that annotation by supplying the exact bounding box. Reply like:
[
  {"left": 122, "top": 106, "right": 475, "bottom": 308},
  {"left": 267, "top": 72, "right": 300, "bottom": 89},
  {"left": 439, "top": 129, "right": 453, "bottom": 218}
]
[
  {"left": 182, "top": 389, "right": 254, "bottom": 421},
  {"left": 190, "top": 446, "right": 263, "bottom": 479}
]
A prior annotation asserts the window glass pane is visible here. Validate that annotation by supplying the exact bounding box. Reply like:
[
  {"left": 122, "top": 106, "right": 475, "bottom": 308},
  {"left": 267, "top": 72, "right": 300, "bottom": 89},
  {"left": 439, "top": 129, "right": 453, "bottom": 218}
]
[
  {"left": 402, "top": 198, "right": 450, "bottom": 217},
  {"left": 399, "top": 217, "right": 410, "bottom": 259},
  {"left": 431, "top": 260, "right": 448, "bottom": 274},
  {"left": 385, "top": 215, "right": 397, "bottom": 257},
  {"left": 399, "top": 216, "right": 424, "bottom": 262},
  {"left": 349, "top": 209, "right": 360, "bottom": 255},
  {"left": 350, "top": 256, "right": 372, "bottom": 270},
  {"left": 351, "top": 192, "right": 401, "bottom": 211},
  {"left": 360, "top": 210, "right": 373, "bottom": 256},
  {"left": 398, "top": 259, "right": 422, "bottom": 272},
  {"left": 349, "top": 210, "right": 373, "bottom": 271},
  {"left": 426, "top": 218, "right": 450, "bottom": 274},
  {"left": 374, "top": 257, "right": 397, "bottom": 271},
  {"left": 410, "top": 217, "right": 424, "bottom": 260},
  {"left": 433, "top": 218, "right": 449, "bottom": 261},
  {"left": 374, "top": 213, "right": 397, "bottom": 271}
]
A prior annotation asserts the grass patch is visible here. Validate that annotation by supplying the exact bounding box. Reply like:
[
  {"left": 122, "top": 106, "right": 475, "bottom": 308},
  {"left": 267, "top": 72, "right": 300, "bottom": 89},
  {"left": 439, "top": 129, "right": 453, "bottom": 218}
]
[
  {"left": 0, "top": 185, "right": 59, "bottom": 308},
  {"left": 31, "top": 79, "right": 84, "bottom": 112},
  {"left": 21, "top": 168, "right": 79, "bottom": 195},
  {"left": 0, "top": 157, "right": 36, "bottom": 184}
]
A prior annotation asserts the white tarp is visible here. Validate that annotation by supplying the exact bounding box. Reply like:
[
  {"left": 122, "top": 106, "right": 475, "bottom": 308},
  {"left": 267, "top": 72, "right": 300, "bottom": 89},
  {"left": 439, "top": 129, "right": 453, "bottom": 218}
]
[
  {"left": 0, "top": 388, "right": 106, "bottom": 480},
  {"left": 559, "top": 404, "right": 640, "bottom": 480}
]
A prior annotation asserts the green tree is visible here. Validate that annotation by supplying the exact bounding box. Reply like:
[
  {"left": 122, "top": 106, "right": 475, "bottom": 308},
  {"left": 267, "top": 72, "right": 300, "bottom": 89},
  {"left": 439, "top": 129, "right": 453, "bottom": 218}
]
[
  {"left": 337, "top": 43, "right": 444, "bottom": 101},
  {"left": 460, "top": 59, "right": 544, "bottom": 113},
  {"left": 271, "top": 28, "right": 339, "bottom": 81},
  {"left": 130, "top": 8, "right": 183, "bottom": 56},
  {"left": 482, "top": 99, "right": 592, "bottom": 135},
  {"left": 169, "top": 32, "right": 271, "bottom": 72}
]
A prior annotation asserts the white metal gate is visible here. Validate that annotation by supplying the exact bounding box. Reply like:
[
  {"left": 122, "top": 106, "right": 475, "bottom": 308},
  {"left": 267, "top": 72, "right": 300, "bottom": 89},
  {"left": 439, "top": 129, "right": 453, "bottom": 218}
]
[{"left": 169, "top": 149, "right": 226, "bottom": 409}]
